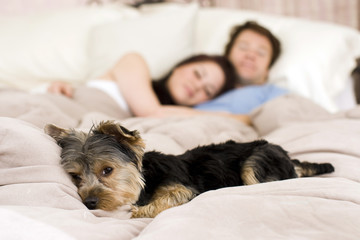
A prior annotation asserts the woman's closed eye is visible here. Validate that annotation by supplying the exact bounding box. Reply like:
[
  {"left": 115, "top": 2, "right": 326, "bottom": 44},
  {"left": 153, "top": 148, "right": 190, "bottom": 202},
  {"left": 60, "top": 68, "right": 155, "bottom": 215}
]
[
  {"left": 194, "top": 70, "right": 213, "bottom": 97},
  {"left": 194, "top": 69, "right": 202, "bottom": 79}
]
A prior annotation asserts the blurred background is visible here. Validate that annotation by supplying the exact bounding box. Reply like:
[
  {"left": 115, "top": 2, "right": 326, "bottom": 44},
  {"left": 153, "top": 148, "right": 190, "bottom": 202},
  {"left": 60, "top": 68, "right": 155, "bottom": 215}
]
[{"left": 0, "top": 0, "right": 359, "bottom": 30}]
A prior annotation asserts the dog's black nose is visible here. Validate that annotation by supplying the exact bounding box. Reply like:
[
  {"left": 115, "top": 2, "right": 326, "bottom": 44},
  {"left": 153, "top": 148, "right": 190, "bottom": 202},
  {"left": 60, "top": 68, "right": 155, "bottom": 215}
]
[{"left": 84, "top": 196, "right": 98, "bottom": 210}]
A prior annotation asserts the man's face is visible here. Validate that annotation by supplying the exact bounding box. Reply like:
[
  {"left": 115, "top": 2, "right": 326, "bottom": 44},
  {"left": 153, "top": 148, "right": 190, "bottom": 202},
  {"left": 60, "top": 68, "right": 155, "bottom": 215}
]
[{"left": 228, "top": 29, "right": 273, "bottom": 85}]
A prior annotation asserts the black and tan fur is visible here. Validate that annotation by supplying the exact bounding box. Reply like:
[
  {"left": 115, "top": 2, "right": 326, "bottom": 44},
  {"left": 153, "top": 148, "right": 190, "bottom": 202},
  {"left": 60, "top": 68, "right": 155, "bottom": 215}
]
[{"left": 45, "top": 121, "right": 334, "bottom": 218}]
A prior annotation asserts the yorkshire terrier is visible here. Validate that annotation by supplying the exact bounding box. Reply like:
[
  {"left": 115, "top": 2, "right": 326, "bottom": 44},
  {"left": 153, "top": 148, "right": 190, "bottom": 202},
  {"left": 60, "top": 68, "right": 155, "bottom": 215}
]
[{"left": 45, "top": 121, "right": 334, "bottom": 218}]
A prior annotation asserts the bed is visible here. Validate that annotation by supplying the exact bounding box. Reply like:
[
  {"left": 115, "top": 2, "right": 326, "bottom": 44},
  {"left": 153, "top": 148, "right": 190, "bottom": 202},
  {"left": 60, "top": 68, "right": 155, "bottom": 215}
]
[{"left": 1, "top": 2, "right": 360, "bottom": 239}]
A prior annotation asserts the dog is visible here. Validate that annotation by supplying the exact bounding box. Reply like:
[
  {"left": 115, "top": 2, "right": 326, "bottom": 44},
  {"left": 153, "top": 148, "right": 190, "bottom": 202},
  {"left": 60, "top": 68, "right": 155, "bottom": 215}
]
[{"left": 45, "top": 121, "right": 334, "bottom": 218}]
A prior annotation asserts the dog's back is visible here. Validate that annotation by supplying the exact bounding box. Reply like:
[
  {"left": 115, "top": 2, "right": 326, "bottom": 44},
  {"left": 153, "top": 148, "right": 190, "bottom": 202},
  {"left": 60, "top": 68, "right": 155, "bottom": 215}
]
[
  {"left": 138, "top": 140, "right": 267, "bottom": 205},
  {"left": 138, "top": 139, "right": 334, "bottom": 206}
]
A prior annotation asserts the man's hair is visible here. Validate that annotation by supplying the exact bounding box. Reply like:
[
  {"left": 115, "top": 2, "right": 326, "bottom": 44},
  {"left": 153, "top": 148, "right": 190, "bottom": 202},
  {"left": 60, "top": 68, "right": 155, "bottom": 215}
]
[
  {"left": 152, "top": 54, "right": 238, "bottom": 105},
  {"left": 224, "top": 21, "right": 281, "bottom": 68}
]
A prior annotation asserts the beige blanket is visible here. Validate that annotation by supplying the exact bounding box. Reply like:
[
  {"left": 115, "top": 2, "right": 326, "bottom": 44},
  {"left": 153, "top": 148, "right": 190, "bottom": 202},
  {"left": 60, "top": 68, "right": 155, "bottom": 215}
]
[{"left": 0, "top": 89, "right": 359, "bottom": 240}]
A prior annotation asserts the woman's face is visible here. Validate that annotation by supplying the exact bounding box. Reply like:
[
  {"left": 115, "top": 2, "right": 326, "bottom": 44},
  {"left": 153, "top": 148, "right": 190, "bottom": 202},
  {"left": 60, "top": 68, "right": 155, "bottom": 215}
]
[
  {"left": 167, "top": 61, "right": 225, "bottom": 106},
  {"left": 228, "top": 29, "right": 272, "bottom": 85}
]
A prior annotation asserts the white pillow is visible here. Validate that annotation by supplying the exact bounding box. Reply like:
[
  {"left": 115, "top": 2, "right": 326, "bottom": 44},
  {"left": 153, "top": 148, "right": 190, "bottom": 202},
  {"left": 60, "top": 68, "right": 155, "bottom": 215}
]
[
  {"left": 194, "top": 8, "right": 360, "bottom": 112},
  {"left": 0, "top": 5, "right": 139, "bottom": 90},
  {"left": 87, "top": 3, "right": 198, "bottom": 80}
]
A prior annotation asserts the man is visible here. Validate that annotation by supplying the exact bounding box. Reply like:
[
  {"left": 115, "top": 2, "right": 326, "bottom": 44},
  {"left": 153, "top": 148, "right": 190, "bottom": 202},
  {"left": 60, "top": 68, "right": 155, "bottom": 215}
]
[
  {"left": 224, "top": 21, "right": 281, "bottom": 86},
  {"left": 195, "top": 21, "right": 288, "bottom": 114}
]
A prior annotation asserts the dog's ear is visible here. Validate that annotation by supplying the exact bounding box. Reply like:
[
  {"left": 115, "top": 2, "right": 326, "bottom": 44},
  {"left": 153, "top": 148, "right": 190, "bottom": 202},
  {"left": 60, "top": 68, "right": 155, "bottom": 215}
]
[
  {"left": 94, "top": 121, "right": 145, "bottom": 170},
  {"left": 44, "top": 124, "right": 71, "bottom": 142},
  {"left": 94, "top": 121, "right": 145, "bottom": 148}
]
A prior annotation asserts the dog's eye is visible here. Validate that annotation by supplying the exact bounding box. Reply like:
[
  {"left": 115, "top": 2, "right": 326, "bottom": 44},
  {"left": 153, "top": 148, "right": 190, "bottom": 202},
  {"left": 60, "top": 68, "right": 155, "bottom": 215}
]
[
  {"left": 102, "top": 167, "right": 113, "bottom": 176},
  {"left": 70, "top": 173, "right": 82, "bottom": 182}
]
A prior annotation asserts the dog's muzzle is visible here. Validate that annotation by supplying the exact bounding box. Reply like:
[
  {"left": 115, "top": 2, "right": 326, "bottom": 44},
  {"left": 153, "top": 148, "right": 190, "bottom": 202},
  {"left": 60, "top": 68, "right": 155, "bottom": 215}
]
[{"left": 84, "top": 196, "right": 99, "bottom": 210}]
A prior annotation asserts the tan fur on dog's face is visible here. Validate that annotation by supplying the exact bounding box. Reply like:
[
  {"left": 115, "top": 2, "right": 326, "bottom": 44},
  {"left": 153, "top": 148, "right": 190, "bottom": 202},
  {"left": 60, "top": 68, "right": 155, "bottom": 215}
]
[
  {"left": 63, "top": 156, "right": 144, "bottom": 210},
  {"left": 45, "top": 121, "right": 145, "bottom": 210}
]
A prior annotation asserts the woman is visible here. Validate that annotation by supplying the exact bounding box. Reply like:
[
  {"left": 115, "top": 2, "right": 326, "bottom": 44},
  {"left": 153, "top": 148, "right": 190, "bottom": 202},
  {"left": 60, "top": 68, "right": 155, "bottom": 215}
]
[{"left": 48, "top": 52, "right": 251, "bottom": 124}]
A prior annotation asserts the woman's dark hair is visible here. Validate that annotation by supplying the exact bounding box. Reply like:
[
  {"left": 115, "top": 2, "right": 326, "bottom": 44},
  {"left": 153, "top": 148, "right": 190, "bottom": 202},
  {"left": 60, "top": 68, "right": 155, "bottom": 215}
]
[
  {"left": 152, "top": 54, "right": 238, "bottom": 105},
  {"left": 224, "top": 21, "right": 281, "bottom": 68}
]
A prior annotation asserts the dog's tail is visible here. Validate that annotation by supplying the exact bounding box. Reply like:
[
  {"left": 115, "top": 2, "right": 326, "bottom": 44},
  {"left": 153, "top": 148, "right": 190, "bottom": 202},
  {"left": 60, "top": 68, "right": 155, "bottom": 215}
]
[{"left": 291, "top": 159, "right": 334, "bottom": 177}]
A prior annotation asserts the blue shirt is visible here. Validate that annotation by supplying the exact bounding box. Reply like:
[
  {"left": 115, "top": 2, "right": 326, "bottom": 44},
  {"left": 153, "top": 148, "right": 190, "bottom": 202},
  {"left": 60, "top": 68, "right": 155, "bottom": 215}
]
[{"left": 195, "top": 84, "right": 288, "bottom": 114}]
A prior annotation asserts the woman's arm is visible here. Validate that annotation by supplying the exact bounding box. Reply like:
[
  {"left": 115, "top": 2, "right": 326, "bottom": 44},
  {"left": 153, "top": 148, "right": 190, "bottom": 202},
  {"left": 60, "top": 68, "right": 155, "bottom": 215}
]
[
  {"left": 151, "top": 105, "right": 251, "bottom": 125},
  {"left": 101, "top": 53, "right": 162, "bottom": 117},
  {"left": 47, "top": 81, "right": 74, "bottom": 97},
  {"left": 47, "top": 52, "right": 158, "bottom": 116}
]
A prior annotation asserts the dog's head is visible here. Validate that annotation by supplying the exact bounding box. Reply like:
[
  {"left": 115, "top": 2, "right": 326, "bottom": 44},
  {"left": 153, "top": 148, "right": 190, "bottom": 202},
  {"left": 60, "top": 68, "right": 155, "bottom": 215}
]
[{"left": 45, "top": 121, "right": 145, "bottom": 210}]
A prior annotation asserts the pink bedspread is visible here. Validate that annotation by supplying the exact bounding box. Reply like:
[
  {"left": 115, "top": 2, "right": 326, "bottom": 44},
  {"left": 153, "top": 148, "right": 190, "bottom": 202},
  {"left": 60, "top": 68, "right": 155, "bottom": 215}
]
[{"left": 0, "top": 92, "right": 359, "bottom": 239}]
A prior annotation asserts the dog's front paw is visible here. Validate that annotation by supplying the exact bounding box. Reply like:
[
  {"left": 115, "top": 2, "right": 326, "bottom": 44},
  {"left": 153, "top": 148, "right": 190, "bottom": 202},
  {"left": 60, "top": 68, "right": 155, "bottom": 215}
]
[
  {"left": 91, "top": 205, "right": 132, "bottom": 220},
  {"left": 130, "top": 205, "right": 140, "bottom": 218},
  {"left": 131, "top": 205, "right": 160, "bottom": 218}
]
